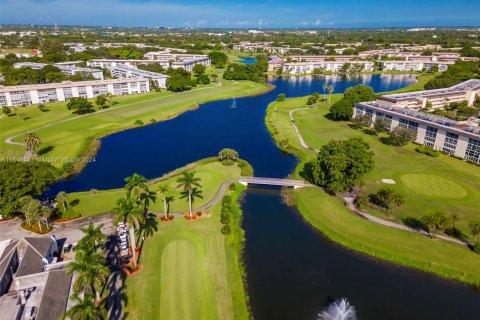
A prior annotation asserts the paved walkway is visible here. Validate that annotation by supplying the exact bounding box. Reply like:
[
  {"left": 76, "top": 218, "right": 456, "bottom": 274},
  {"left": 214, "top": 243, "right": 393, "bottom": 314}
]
[{"left": 288, "top": 107, "right": 469, "bottom": 247}]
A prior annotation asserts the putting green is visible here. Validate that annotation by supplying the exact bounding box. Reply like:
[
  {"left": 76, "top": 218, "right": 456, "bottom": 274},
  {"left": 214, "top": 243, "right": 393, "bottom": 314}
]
[{"left": 399, "top": 173, "right": 468, "bottom": 199}]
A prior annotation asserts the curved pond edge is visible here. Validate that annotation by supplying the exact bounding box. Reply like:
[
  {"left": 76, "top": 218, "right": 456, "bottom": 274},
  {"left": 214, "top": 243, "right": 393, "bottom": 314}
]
[
  {"left": 264, "top": 97, "right": 480, "bottom": 288},
  {"left": 50, "top": 82, "right": 275, "bottom": 179}
]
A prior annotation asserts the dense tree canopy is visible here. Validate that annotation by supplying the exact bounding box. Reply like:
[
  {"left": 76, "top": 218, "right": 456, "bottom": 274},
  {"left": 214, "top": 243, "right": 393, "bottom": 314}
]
[
  {"left": 0, "top": 161, "right": 60, "bottom": 217},
  {"left": 208, "top": 51, "right": 228, "bottom": 68},
  {"left": 424, "top": 61, "right": 480, "bottom": 89},
  {"left": 67, "top": 97, "right": 95, "bottom": 114},
  {"left": 330, "top": 84, "right": 375, "bottom": 120},
  {"left": 302, "top": 138, "right": 375, "bottom": 192},
  {"left": 165, "top": 68, "right": 194, "bottom": 91},
  {"left": 223, "top": 63, "right": 265, "bottom": 82}
]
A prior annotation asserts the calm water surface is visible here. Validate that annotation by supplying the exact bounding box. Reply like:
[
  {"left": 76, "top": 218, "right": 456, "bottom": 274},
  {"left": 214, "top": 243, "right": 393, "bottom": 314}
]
[{"left": 48, "top": 74, "right": 480, "bottom": 319}]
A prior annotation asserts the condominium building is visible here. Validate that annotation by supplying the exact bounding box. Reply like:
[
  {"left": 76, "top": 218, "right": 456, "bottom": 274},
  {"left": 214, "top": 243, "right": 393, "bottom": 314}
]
[
  {"left": 144, "top": 52, "right": 207, "bottom": 62},
  {"left": 87, "top": 59, "right": 170, "bottom": 69},
  {"left": 109, "top": 66, "right": 168, "bottom": 88},
  {"left": 288, "top": 55, "right": 359, "bottom": 62},
  {"left": 171, "top": 56, "right": 211, "bottom": 72},
  {"left": 0, "top": 78, "right": 150, "bottom": 107},
  {"left": 377, "top": 79, "right": 480, "bottom": 110},
  {"left": 282, "top": 61, "right": 374, "bottom": 74},
  {"left": 378, "top": 60, "right": 453, "bottom": 72},
  {"left": 13, "top": 62, "right": 104, "bottom": 80},
  {"left": 353, "top": 101, "right": 480, "bottom": 163}
]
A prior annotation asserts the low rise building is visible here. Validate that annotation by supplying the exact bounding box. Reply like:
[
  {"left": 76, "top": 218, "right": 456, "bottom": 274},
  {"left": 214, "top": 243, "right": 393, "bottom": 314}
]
[
  {"left": 378, "top": 60, "right": 453, "bottom": 72},
  {"left": 353, "top": 101, "right": 480, "bottom": 163},
  {"left": 14, "top": 62, "right": 104, "bottom": 80},
  {"left": 282, "top": 60, "right": 374, "bottom": 74},
  {"left": 0, "top": 236, "right": 73, "bottom": 320},
  {"left": 0, "top": 78, "right": 150, "bottom": 107},
  {"left": 377, "top": 79, "right": 480, "bottom": 110},
  {"left": 87, "top": 59, "right": 168, "bottom": 69},
  {"left": 171, "top": 56, "right": 211, "bottom": 72},
  {"left": 109, "top": 66, "right": 168, "bottom": 88}
]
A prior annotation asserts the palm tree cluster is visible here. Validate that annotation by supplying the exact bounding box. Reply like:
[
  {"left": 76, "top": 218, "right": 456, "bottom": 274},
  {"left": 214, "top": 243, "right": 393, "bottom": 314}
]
[
  {"left": 177, "top": 171, "right": 203, "bottom": 218},
  {"left": 368, "top": 188, "right": 405, "bottom": 216},
  {"left": 420, "top": 211, "right": 460, "bottom": 238},
  {"left": 23, "top": 132, "right": 41, "bottom": 159},
  {"left": 218, "top": 148, "right": 239, "bottom": 162},
  {"left": 64, "top": 222, "right": 108, "bottom": 320},
  {"left": 113, "top": 173, "right": 154, "bottom": 267}
]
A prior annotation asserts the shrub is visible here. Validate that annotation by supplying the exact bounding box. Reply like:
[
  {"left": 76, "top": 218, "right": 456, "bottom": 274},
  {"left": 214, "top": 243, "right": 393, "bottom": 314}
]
[
  {"left": 196, "top": 211, "right": 202, "bottom": 217},
  {"left": 229, "top": 183, "right": 236, "bottom": 191},
  {"left": 150, "top": 118, "right": 157, "bottom": 124},
  {"left": 220, "top": 213, "right": 231, "bottom": 225},
  {"left": 472, "top": 243, "right": 480, "bottom": 254},
  {"left": 353, "top": 194, "right": 368, "bottom": 209},
  {"left": 221, "top": 224, "right": 231, "bottom": 235},
  {"left": 276, "top": 93, "right": 286, "bottom": 102},
  {"left": 415, "top": 146, "right": 440, "bottom": 157},
  {"left": 134, "top": 119, "right": 144, "bottom": 126},
  {"left": 222, "top": 159, "right": 235, "bottom": 166}
]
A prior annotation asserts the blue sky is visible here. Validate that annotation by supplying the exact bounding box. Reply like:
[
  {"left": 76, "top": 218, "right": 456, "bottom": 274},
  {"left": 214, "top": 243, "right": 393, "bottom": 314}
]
[{"left": 2, "top": 0, "right": 479, "bottom": 28}]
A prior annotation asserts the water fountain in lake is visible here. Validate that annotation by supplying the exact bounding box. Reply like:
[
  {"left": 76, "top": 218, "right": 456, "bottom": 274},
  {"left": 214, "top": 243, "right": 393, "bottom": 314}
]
[
  {"left": 230, "top": 96, "right": 237, "bottom": 109},
  {"left": 318, "top": 299, "right": 357, "bottom": 320}
]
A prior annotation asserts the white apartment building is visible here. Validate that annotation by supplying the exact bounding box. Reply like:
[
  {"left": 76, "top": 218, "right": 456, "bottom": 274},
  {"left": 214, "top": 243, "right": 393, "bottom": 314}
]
[
  {"left": 288, "top": 55, "right": 359, "bottom": 62},
  {"left": 171, "top": 56, "right": 211, "bottom": 72},
  {"left": 144, "top": 52, "right": 207, "bottom": 62},
  {"left": 353, "top": 101, "right": 480, "bottom": 163},
  {"left": 377, "top": 79, "right": 480, "bottom": 110},
  {"left": 109, "top": 66, "right": 168, "bottom": 88},
  {"left": 14, "top": 62, "right": 104, "bottom": 80},
  {"left": 87, "top": 59, "right": 168, "bottom": 69},
  {"left": 282, "top": 61, "right": 374, "bottom": 74},
  {"left": 379, "top": 60, "right": 453, "bottom": 72},
  {"left": 0, "top": 78, "right": 150, "bottom": 107}
]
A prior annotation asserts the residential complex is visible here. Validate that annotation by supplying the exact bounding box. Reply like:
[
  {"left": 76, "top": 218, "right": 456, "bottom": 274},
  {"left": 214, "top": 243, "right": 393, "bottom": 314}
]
[
  {"left": 0, "top": 237, "right": 73, "bottom": 320},
  {"left": 14, "top": 62, "right": 104, "bottom": 80},
  {"left": 378, "top": 60, "right": 453, "bottom": 72},
  {"left": 282, "top": 60, "right": 374, "bottom": 74},
  {"left": 109, "top": 66, "right": 168, "bottom": 88},
  {"left": 171, "top": 56, "right": 211, "bottom": 72},
  {"left": 87, "top": 59, "right": 168, "bottom": 69},
  {"left": 378, "top": 79, "right": 480, "bottom": 110},
  {"left": 0, "top": 78, "right": 150, "bottom": 106},
  {"left": 353, "top": 80, "right": 480, "bottom": 164}
]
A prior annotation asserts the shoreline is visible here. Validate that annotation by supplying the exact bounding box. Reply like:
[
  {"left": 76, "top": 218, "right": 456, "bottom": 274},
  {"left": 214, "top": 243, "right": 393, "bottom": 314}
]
[{"left": 263, "top": 81, "right": 480, "bottom": 287}]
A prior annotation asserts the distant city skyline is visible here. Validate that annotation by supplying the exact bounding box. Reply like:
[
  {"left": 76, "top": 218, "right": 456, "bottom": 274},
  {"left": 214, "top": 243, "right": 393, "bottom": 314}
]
[{"left": 2, "top": 0, "right": 480, "bottom": 28}]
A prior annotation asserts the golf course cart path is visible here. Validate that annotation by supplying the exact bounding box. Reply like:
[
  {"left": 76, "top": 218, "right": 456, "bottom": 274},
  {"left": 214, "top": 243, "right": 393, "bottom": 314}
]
[
  {"left": 4, "top": 81, "right": 223, "bottom": 146},
  {"left": 288, "top": 107, "right": 468, "bottom": 247}
]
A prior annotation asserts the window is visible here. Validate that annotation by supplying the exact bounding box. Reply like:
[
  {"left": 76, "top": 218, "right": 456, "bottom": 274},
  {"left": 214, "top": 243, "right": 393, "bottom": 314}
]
[
  {"left": 465, "top": 139, "right": 480, "bottom": 164},
  {"left": 424, "top": 126, "right": 438, "bottom": 147},
  {"left": 9, "top": 91, "right": 32, "bottom": 106},
  {"left": 399, "top": 118, "right": 419, "bottom": 131},
  {"left": 442, "top": 132, "right": 458, "bottom": 154},
  {"left": 0, "top": 93, "right": 7, "bottom": 107},
  {"left": 63, "top": 88, "right": 73, "bottom": 100}
]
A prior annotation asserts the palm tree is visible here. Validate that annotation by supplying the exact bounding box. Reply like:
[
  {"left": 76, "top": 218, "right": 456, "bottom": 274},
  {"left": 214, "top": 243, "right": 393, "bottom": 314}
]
[
  {"left": 180, "top": 187, "right": 203, "bottom": 214},
  {"left": 176, "top": 171, "right": 202, "bottom": 218},
  {"left": 79, "top": 222, "right": 106, "bottom": 252},
  {"left": 63, "top": 293, "right": 106, "bottom": 320},
  {"left": 23, "top": 131, "right": 41, "bottom": 157},
  {"left": 139, "top": 214, "right": 158, "bottom": 240},
  {"left": 210, "top": 73, "right": 219, "bottom": 82},
  {"left": 469, "top": 221, "right": 480, "bottom": 243},
  {"left": 124, "top": 173, "right": 148, "bottom": 201},
  {"left": 56, "top": 191, "right": 69, "bottom": 214},
  {"left": 322, "top": 83, "right": 327, "bottom": 102},
  {"left": 157, "top": 185, "right": 172, "bottom": 220},
  {"left": 327, "top": 85, "right": 334, "bottom": 106},
  {"left": 135, "top": 188, "right": 156, "bottom": 216},
  {"left": 67, "top": 251, "right": 110, "bottom": 303},
  {"left": 113, "top": 197, "right": 144, "bottom": 266}
]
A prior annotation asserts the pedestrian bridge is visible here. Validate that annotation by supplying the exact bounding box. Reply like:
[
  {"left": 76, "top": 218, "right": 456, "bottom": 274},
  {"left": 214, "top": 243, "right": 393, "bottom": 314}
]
[{"left": 238, "top": 177, "right": 313, "bottom": 189}]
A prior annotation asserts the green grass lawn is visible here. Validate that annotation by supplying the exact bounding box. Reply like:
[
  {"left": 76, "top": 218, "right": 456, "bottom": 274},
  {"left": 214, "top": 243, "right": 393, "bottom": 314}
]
[
  {"left": 295, "top": 187, "right": 480, "bottom": 286},
  {"left": 124, "top": 183, "right": 248, "bottom": 320},
  {"left": 69, "top": 159, "right": 243, "bottom": 217},
  {"left": 265, "top": 80, "right": 480, "bottom": 285},
  {"left": 0, "top": 80, "right": 270, "bottom": 169}
]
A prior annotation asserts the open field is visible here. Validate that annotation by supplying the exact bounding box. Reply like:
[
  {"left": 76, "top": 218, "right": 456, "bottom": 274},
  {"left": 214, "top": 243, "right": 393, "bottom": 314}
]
[
  {"left": 0, "top": 80, "right": 270, "bottom": 169},
  {"left": 70, "top": 158, "right": 244, "bottom": 217},
  {"left": 265, "top": 78, "right": 480, "bottom": 285},
  {"left": 124, "top": 183, "right": 248, "bottom": 320}
]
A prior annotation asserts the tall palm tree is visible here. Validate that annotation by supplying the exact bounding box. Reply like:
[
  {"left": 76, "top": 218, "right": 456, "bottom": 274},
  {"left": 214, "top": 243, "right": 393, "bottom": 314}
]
[
  {"left": 56, "top": 191, "right": 69, "bottom": 214},
  {"left": 322, "top": 83, "right": 328, "bottom": 102},
  {"left": 176, "top": 171, "right": 202, "bottom": 218},
  {"left": 180, "top": 188, "right": 203, "bottom": 214},
  {"left": 79, "top": 222, "right": 106, "bottom": 252},
  {"left": 157, "top": 185, "right": 172, "bottom": 220},
  {"left": 67, "top": 250, "right": 110, "bottom": 303},
  {"left": 113, "top": 197, "right": 144, "bottom": 266},
  {"left": 469, "top": 221, "right": 480, "bottom": 243},
  {"left": 135, "top": 188, "right": 156, "bottom": 216},
  {"left": 62, "top": 293, "right": 107, "bottom": 320},
  {"left": 124, "top": 173, "right": 148, "bottom": 201},
  {"left": 327, "top": 85, "right": 334, "bottom": 106},
  {"left": 23, "top": 131, "right": 41, "bottom": 157}
]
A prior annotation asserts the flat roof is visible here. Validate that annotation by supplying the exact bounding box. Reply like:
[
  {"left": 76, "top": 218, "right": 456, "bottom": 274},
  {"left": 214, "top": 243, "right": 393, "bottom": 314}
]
[
  {"left": 111, "top": 66, "right": 168, "bottom": 78},
  {"left": 358, "top": 101, "right": 480, "bottom": 138},
  {"left": 381, "top": 79, "right": 480, "bottom": 101}
]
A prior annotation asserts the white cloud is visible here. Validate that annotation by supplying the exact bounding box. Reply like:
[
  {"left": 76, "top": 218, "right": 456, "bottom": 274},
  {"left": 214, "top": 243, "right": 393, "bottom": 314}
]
[
  {"left": 196, "top": 20, "right": 207, "bottom": 26},
  {"left": 315, "top": 19, "right": 322, "bottom": 25}
]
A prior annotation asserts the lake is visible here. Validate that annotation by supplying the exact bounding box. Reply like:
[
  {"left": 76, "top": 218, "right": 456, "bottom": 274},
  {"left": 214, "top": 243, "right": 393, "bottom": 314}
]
[{"left": 47, "top": 74, "right": 480, "bottom": 319}]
